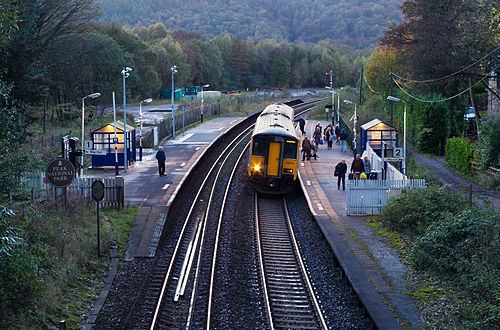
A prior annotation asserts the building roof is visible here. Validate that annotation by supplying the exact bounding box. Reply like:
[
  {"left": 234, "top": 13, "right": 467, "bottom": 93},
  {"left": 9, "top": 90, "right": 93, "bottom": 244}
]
[
  {"left": 361, "top": 118, "right": 396, "bottom": 131},
  {"left": 93, "top": 120, "right": 135, "bottom": 133}
]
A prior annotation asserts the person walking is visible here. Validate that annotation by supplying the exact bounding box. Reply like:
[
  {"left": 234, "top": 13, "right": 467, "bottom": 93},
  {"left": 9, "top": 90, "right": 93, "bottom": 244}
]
[
  {"left": 335, "top": 124, "right": 341, "bottom": 144},
  {"left": 334, "top": 159, "right": 348, "bottom": 190},
  {"left": 296, "top": 116, "right": 306, "bottom": 135},
  {"left": 156, "top": 146, "right": 166, "bottom": 176},
  {"left": 313, "top": 127, "right": 321, "bottom": 149},
  {"left": 339, "top": 129, "right": 347, "bottom": 152},
  {"left": 325, "top": 126, "right": 333, "bottom": 149},
  {"left": 362, "top": 155, "right": 371, "bottom": 178},
  {"left": 302, "top": 136, "right": 312, "bottom": 161},
  {"left": 315, "top": 122, "right": 323, "bottom": 135},
  {"left": 350, "top": 154, "right": 365, "bottom": 180}
]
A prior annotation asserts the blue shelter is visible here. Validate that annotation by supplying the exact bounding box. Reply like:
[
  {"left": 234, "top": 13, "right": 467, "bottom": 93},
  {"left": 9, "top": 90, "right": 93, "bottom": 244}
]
[
  {"left": 90, "top": 121, "right": 136, "bottom": 168},
  {"left": 360, "top": 119, "right": 398, "bottom": 156}
]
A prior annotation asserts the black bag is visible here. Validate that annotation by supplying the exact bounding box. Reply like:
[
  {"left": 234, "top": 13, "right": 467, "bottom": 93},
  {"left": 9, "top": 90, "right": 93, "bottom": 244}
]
[
  {"left": 334, "top": 164, "right": 339, "bottom": 177},
  {"left": 348, "top": 173, "right": 354, "bottom": 180}
]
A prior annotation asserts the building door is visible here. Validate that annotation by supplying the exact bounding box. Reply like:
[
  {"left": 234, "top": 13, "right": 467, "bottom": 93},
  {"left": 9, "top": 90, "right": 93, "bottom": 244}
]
[{"left": 267, "top": 141, "right": 281, "bottom": 176}]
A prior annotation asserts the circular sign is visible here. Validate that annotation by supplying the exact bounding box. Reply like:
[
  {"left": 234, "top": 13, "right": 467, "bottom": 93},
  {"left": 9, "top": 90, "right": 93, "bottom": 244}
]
[
  {"left": 113, "top": 137, "right": 118, "bottom": 143},
  {"left": 91, "top": 180, "right": 105, "bottom": 202},
  {"left": 46, "top": 158, "right": 75, "bottom": 187}
]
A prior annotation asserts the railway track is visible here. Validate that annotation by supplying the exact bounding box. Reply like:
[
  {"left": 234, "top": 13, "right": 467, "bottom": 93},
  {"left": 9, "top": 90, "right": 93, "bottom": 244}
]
[
  {"left": 255, "top": 194, "right": 328, "bottom": 329},
  {"left": 122, "top": 99, "right": 321, "bottom": 329}
]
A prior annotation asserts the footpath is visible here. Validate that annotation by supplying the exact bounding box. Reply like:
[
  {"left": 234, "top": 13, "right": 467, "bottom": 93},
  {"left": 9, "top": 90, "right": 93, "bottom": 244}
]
[{"left": 298, "top": 119, "right": 423, "bottom": 329}]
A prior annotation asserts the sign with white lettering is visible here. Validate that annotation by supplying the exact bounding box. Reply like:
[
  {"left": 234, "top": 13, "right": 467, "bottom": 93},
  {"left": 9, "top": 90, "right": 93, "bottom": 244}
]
[
  {"left": 85, "top": 149, "right": 107, "bottom": 155},
  {"left": 46, "top": 158, "right": 75, "bottom": 187}
]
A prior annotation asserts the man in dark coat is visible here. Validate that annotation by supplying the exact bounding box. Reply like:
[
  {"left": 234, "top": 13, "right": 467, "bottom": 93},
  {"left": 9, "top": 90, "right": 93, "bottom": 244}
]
[
  {"left": 296, "top": 116, "right": 306, "bottom": 135},
  {"left": 350, "top": 154, "right": 365, "bottom": 180},
  {"left": 302, "top": 136, "right": 312, "bottom": 161},
  {"left": 339, "top": 129, "right": 347, "bottom": 152},
  {"left": 335, "top": 124, "right": 341, "bottom": 144},
  {"left": 334, "top": 159, "right": 348, "bottom": 190},
  {"left": 156, "top": 146, "right": 166, "bottom": 176}
]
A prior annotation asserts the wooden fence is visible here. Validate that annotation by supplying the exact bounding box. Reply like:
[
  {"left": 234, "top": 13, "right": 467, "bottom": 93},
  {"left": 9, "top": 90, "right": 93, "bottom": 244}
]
[
  {"left": 346, "top": 179, "right": 426, "bottom": 215},
  {"left": 18, "top": 172, "right": 124, "bottom": 207}
]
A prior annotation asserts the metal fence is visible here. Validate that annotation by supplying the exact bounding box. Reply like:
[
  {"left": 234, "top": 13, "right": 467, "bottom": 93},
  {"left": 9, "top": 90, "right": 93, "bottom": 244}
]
[
  {"left": 346, "top": 179, "right": 426, "bottom": 215},
  {"left": 18, "top": 172, "right": 124, "bottom": 207}
]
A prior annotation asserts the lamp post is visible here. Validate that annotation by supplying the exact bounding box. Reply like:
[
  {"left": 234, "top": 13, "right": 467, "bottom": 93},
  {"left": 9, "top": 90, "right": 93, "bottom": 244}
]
[
  {"left": 171, "top": 65, "right": 178, "bottom": 138},
  {"left": 344, "top": 99, "right": 357, "bottom": 155},
  {"left": 325, "top": 86, "right": 339, "bottom": 125},
  {"left": 121, "top": 67, "right": 132, "bottom": 171},
  {"left": 387, "top": 96, "right": 407, "bottom": 175},
  {"left": 81, "top": 92, "right": 101, "bottom": 176},
  {"left": 201, "top": 83, "right": 209, "bottom": 123},
  {"left": 139, "top": 97, "right": 152, "bottom": 161}
]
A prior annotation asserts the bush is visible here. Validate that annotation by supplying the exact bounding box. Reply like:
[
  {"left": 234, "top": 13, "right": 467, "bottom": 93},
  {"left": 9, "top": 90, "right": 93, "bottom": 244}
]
[
  {"left": 445, "top": 137, "right": 474, "bottom": 174},
  {"left": 477, "top": 116, "right": 500, "bottom": 168},
  {"left": 411, "top": 208, "right": 500, "bottom": 326},
  {"left": 379, "top": 185, "right": 467, "bottom": 237}
]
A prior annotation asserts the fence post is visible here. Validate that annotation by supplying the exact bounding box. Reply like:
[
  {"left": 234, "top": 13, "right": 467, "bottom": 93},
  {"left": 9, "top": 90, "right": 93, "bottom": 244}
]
[{"left": 115, "top": 176, "right": 124, "bottom": 209}]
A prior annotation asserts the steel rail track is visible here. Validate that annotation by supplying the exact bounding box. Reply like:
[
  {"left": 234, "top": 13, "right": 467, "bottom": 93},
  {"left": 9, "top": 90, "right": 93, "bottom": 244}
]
[{"left": 255, "top": 194, "right": 328, "bottom": 329}]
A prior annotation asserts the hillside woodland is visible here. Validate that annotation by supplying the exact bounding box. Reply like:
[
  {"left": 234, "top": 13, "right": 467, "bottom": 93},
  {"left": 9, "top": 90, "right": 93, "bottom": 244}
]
[{"left": 97, "top": 0, "right": 404, "bottom": 49}]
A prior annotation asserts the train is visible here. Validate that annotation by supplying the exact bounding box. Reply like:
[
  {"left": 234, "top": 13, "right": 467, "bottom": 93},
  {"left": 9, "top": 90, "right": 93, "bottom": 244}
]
[{"left": 248, "top": 103, "right": 299, "bottom": 193}]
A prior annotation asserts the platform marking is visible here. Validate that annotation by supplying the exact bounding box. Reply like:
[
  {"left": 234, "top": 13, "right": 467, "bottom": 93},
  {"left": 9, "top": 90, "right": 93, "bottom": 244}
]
[
  {"left": 195, "top": 147, "right": 201, "bottom": 151},
  {"left": 148, "top": 214, "right": 167, "bottom": 257},
  {"left": 306, "top": 180, "right": 311, "bottom": 186},
  {"left": 316, "top": 203, "right": 324, "bottom": 211},
  {"left": 180, "top": 162, "right": 186, "bottom": 167},
  {"left": 162, "top": 183, "right": 170, "bottom": 190},
  {"left": 301, "top": 162, "right": 304, "bottom": 167}
]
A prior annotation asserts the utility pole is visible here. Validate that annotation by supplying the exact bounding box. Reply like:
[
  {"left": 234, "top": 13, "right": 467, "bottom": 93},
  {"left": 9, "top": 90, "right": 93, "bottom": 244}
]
[
  {"left": 469, "top": 76, "right": 481, "bottom": 142},
  {"left": 390, "top": 68, "right": 394, "bottom": 125},
  {"left": 359, "top": 66, "right": 363, "bottom": 106}
]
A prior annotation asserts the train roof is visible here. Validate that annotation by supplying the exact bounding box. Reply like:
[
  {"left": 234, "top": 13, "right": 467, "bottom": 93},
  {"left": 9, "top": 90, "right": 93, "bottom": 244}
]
[{"left": 252, "top": 104, "right": 298, "bottom": 139}]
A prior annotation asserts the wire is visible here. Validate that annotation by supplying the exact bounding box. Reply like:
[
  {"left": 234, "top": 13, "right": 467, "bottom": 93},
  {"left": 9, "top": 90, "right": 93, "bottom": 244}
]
[
  {"left": 363, "top": 74, "right": 382, "bottom": 94},
  {"left": 392, "top": 64, "right": 499, "bottom": 103},
  {"left": 391, "top": 47, "right": 499, "bottom": 83}
]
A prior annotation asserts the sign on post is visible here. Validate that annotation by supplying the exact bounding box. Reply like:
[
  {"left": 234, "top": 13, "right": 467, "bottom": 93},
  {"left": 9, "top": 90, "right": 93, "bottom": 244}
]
[
  {"left": 394, "top": 147, "right": 403, "bottom": 158},
  {"left": 46, "top": 158, "right": 75, "bottom": 187}
]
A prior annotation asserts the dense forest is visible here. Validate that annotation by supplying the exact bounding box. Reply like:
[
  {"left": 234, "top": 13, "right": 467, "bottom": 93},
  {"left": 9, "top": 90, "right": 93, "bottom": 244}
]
[{"left": 96, "top": 0, "right": 403, "bottom": 49}]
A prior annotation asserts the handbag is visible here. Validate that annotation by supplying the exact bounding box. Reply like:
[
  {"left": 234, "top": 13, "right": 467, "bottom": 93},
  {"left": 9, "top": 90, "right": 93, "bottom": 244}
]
[
  {"left": 334, "top": 171, "right": 339, "bottom": 177},
  {"left": 319, "top": 139, "right": 323, "bottom": 145}
]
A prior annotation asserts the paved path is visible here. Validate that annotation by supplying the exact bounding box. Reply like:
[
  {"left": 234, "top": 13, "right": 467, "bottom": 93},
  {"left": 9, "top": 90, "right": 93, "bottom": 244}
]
[{"left": 299, "top": 119, "right": 423, "bottom": 329}]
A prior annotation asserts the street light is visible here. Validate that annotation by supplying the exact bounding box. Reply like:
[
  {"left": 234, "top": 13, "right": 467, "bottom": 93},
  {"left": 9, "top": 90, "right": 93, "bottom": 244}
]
[
  {"left": 171, "top": 65, "right": 178, "bottom": 138},
  {"left": 81, "top": 92, "right": 101, "bottom": 176},
  {"left": 344, "top": 99, "right": 357, "bottom": 155},
  {"left": 201, "top": 83, "right": 209, "bottom": 123},
  {"left": 387, "top": 95, "right": 407, "bottom": 175},
  {"left": 121, "top": 67, "right": 132, "bottom": 171},
  {"left": 139, "top": 97, "right": 153, "bottom": 161}
]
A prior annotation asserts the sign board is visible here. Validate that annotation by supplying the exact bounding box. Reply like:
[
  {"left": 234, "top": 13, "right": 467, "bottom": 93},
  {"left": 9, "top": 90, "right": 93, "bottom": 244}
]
[
  {"left": 113, "top": 137, "right": 118, "bottom": 144},
  {"left": 91, "top": 180, "right": 105, "bottom": 201},
  {"left": 46, "top": 158, "right": 75, "bottom": 187},
  {"left": 394, "top": 148, "right": 403, "bottom": 157},
  {"left": 85, "top": 140, "right": 93, "bottom": 150},
  {"left": 383, "top": 157, "right": 403, "bottom": 162},
  {"left": 86, "top": 149, "right": 107, "bottom": 155}
]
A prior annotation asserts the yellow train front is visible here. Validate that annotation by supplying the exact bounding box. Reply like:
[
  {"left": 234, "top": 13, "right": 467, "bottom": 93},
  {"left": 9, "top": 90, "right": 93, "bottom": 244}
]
[{"left": 248, "top": 104, "right": 299, "bottom": 193}]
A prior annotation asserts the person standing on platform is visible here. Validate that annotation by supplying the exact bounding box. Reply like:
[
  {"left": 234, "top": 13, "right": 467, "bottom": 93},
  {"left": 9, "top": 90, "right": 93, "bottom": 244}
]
[
  {"left": 325, "top": 125, "right": 333, "bottom": 150},
  {"left": 335, "top": 124, "right": 341, "bottom": 144},
  {"left": 362, "top": 155, "right": 372, "bottom": 178},
  {"left": 315, "top": 122, "right": 323, "bottom": 135},
  {"left": 335, "top": 159, "right": 348, "bottom": 190},
  {"left": 339, "top": 129, "right": 347, "bottom": 152},
  {"left": 313, "top": 127, "right": 321, "bottom": 149},
  {"left": 296, "top": 116, "right": 306, "bottom": 135},
  {"left": 156, "top": 146, "right": 166, "bottom": 176},
  {"left": 302, "top": 136, "right": 312, "bottom": 161},
  {"left": 350, "top": 154, "right": 365, "bottom": 180}
]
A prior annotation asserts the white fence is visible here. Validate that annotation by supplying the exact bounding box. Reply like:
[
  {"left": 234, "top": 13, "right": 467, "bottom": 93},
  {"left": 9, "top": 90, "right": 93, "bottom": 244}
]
[
  {"left": 346, "top": 179, "right": 426, "bottom": 215},
  {"left": 363, "top": 144, "right": 405, "bottom": 180},
  {"left": 18, "top": 172, "right": 124, "bottom": 207}
]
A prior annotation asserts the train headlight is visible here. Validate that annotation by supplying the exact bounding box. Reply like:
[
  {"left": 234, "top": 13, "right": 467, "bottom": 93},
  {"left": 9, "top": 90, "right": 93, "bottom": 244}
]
[
  {"left": 283, "top": 168, "right": 293, "bottom": 173},
  {"left": 254, "top": 164, "right": 261, "bottom": 171}
]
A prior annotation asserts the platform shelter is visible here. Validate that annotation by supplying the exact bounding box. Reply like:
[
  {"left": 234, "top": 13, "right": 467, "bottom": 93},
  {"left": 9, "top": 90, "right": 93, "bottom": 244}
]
[
  {"left": 90, "top": 121, "right": 136, "bottom": 168},
  {"left": 360, "top": 119, "right": 398, "bottom": 156}
]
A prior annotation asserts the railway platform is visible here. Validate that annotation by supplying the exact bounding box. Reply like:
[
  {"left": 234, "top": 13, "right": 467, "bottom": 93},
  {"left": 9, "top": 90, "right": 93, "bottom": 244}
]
[{"left": 298, "top": 120, "right": 423, "bottom": 329}]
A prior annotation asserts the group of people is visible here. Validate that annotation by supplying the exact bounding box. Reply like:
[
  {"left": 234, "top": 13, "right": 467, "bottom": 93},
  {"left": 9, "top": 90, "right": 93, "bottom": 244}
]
[
  {"left": 298, "top": 116, "right": 348, "bottom": 161},
  {"left": 334, "top": 154, "right": 372, "bottom": 190}
]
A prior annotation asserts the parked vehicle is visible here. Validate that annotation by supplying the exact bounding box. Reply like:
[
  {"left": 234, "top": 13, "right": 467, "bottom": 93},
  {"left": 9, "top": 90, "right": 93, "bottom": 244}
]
[{"left": 464, "top": 107, "right": 476, "bottom": 121}]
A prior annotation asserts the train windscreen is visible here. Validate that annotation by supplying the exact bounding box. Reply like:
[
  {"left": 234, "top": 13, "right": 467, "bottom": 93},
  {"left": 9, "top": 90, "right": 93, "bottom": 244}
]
[
  {"left": 283, "top": 140, "right": 297, "bottom": 159},
  {"left": 252, "top": 136, "right": 267, "bottom": 156}
]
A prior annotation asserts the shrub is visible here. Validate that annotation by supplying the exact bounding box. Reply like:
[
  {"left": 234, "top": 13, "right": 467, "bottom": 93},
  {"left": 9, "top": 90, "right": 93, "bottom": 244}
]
[
  {"left": 445, "top": 137, "right": 474, "bottom": 173},
  {"left": 477, "top": 116, "right": 500, "bottom": 168},
  {"left": 411, "top": 207, "right": 500, "bottom": 324},
  {"left": 379, "top": 185, "right": 467, "bottom": 237}
]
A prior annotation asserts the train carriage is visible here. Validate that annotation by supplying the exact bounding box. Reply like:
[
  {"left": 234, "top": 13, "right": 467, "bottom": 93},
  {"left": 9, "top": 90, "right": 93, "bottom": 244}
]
[{"left": 249, "top": 104, "right": 299, "bottom": 193}]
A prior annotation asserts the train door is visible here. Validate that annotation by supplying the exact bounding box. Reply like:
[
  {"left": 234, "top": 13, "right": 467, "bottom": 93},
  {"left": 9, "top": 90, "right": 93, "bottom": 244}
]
[{"left": 267, "top": 141, "right": 281, "bottom": 176}]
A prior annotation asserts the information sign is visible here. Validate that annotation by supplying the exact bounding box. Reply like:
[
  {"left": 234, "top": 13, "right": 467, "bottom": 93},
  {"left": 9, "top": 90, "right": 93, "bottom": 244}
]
[
  {"left": 45, "top": 158, "right": 75, "bottom": 187},
  {"left": 91, "top": 180, "right": 105, "bottom": 202},
  {"left": 394, "top": 148, "right": 403, "bottom": 157}
]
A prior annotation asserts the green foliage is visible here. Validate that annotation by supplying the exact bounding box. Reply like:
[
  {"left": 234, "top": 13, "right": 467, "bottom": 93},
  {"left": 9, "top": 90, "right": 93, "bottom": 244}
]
[
  {"left": 414, "top": 97, "right": 451, "bottom": 155},
  {"left": 379, "top": 185, "right": 467, "bottom": 237},
  {"left": 0, "top": 81, "right": 28, "bottom": 197},
  {"left": 445, "top": 137, "right": 474, "bottom": 174},
  {"left": 97, "top": 0, "right": 404, "bottom": 49},
  {"left": 411, "top": 208, "right": 500, "bottom": 327},
  {"left": 477, "top": 116, "right": 500, "bottom": 168},
  {"left": 0, "top": 207, "right": 19, "bottom": 260}
]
